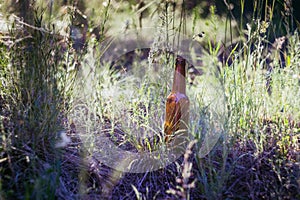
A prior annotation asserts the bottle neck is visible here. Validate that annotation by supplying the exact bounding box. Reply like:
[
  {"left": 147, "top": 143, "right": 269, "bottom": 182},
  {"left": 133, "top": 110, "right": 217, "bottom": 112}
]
[{"left": 172, "top": 57, "right": 186, "bottom": 94}]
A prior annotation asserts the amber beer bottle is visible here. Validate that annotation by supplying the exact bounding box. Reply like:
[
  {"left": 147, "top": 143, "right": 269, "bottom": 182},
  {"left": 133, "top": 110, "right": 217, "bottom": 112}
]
[{"left": 164, "top": 56, "right": 189, "bottom": 142}]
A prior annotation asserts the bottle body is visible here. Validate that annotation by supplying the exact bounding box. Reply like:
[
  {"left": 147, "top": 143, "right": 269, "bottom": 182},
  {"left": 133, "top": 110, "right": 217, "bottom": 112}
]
[{"left": 164, "top": 57, "right": 189, "bottom": 142}]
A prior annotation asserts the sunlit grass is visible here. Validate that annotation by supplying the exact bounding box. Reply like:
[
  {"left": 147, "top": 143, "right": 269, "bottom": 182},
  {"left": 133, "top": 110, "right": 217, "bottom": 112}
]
[{"left": 0, "top": 0, "right": 299, "bottom": 199}]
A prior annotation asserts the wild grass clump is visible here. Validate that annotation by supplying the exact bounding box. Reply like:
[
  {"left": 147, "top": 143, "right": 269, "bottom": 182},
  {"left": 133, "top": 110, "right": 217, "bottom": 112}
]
[
  {"left": 0, "top": 7, "right": 77, "bottom": 199},
  {"left": 184, "top": 2, "right": 300, "bottom": 199}
]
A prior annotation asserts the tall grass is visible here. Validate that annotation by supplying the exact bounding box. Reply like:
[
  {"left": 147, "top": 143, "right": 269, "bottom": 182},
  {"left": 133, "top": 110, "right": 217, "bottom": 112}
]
[
  {"left": 0, "top": 6, "right": 77, "bottom": 199},
  {"left": 188, "top": 1, "right": 300, "bottom": 199}
]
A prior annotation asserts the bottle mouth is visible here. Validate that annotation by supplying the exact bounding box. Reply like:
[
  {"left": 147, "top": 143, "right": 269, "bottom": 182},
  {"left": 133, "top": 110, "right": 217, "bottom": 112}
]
[{"left": 176, "top": 56, "right": 186, "bottom": 66}]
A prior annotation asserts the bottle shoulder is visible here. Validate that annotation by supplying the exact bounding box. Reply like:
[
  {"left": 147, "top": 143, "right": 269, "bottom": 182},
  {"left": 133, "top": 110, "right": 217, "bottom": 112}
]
[{"left": 166, "top": 92, "right": 189, "bottom": 102}]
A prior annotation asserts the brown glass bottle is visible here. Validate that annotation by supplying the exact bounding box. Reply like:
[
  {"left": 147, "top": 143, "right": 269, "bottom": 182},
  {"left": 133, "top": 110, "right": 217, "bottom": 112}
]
[{"left": 164, "top": 56, "right": 189, "bottom": 142}]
